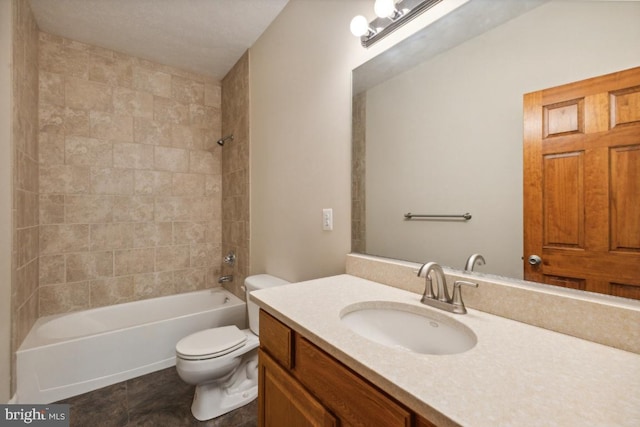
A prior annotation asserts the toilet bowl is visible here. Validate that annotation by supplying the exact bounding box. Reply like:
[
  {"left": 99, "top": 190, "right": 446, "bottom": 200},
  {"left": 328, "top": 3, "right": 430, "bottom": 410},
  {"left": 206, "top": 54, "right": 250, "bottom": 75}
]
[{"left": 175, "top": 274, "right": 289, "bottom": 421}]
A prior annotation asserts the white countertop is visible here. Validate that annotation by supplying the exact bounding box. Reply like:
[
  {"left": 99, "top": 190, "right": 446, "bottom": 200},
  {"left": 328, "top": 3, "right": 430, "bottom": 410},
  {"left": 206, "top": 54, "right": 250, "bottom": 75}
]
[{"left": 251, "top": 274, "right": 640, "bottom": 427}]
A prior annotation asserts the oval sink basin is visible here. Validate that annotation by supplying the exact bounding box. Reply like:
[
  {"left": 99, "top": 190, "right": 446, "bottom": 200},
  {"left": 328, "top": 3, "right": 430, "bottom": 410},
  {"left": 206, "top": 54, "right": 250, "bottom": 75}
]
[{"left": 340, "top": 301, "right": 477, "bottom": 355}]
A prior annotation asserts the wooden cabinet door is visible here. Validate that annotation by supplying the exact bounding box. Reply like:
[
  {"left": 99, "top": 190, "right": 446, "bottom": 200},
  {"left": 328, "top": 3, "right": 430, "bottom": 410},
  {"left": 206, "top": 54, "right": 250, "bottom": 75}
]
[
  {"left": 258, "top": 349, "right": 337, "bottom": 427},
  {"left": 523, "top": 66, "right": 640, "bottom": 299},
  {"left": 294, "top": 336, "right": 412, "bottom": 427}
]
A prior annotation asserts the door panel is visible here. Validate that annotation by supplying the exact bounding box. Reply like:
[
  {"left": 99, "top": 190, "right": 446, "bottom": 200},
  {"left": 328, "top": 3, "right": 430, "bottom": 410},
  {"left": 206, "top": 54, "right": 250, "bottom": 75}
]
[{"left": 524, "top": 66, "right": 640, "bottom": 299}]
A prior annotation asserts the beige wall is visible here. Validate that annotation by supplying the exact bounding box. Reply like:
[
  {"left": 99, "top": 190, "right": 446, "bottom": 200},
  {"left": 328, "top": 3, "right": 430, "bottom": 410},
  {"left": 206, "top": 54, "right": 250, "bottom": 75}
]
[
  {"left": 364, "top": 1, "right": 640, "bottom": 277},
  {"left": 0, "top": 0, "right": 12, "bottom": 403},
  {"left": 221, "top": 52, "right": 250, "bottom": 298},
  {"left": 248, "top": 0, "right": 466, "bottom": 282},
  {"left": 37, "top": 33, "right": 223, "bottom": 316}
]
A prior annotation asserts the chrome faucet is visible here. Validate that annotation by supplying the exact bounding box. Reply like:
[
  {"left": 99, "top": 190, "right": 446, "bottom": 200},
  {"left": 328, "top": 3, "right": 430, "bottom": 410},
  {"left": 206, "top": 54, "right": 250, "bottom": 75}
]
[
  {"left": 417, "top": 262, "right": 478, "bottom": 314},
  {"left": 464, "top": 253, "right": 485, "bottom": 271}
]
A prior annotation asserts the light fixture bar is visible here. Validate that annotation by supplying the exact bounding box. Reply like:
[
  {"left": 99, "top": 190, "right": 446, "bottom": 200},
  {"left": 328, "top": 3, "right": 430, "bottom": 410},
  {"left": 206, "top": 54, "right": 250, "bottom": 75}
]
[{"left": 361, "top": 0, "right": 443, "bottom": 47}]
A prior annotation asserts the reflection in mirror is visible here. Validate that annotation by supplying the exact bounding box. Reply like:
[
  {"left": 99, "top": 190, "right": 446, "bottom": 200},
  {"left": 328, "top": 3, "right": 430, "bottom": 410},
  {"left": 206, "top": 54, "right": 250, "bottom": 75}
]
[{"left": 351, "top": 0, "right": 640, "bottom": 298}]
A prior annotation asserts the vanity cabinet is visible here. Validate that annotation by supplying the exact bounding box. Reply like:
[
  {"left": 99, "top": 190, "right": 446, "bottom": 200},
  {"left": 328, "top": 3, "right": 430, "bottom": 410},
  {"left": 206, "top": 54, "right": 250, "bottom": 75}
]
[{"left": 258, "top": 310, "right": 438, "bottom": 427}]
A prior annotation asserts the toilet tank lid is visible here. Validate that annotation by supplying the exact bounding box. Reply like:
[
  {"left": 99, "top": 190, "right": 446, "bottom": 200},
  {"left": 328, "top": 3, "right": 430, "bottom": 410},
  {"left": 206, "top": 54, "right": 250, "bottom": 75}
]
[{"left": 245, "top": 274, "right": 290, "bottom": 291}]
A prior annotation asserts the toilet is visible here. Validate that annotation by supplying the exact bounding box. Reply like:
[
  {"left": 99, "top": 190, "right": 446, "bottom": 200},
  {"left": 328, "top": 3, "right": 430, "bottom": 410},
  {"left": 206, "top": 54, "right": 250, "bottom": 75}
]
[{"left": 175, "top": 274, "right": 290, "bottom": 421}]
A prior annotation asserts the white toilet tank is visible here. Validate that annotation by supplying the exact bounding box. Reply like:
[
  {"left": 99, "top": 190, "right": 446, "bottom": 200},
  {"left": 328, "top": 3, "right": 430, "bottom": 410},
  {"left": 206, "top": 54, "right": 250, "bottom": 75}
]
[{"left": 245, "top": 274, "right": 289, "bottom": 335}]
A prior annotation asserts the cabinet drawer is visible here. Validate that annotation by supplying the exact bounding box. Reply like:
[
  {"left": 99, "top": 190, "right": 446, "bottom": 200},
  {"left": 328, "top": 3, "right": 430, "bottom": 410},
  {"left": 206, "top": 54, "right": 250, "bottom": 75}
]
[
  {"left": 259, "top": 310, "right": 293, "bottom": 369},
  {"left": 294, "top": 336, "right": 412, "bottom": 427}
]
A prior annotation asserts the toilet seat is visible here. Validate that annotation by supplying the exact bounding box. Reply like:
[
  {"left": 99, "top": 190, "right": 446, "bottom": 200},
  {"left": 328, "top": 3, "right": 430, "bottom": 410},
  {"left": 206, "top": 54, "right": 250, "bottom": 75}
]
[{"left": 176, "top": 326, "right": 247, "bottom": 360}]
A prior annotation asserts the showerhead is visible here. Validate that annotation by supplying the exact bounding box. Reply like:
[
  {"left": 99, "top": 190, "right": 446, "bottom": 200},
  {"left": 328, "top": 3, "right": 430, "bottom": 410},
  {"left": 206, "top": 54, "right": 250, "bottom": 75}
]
[{"left": 217, "top": 135, "right": 234, "bottom": 146}]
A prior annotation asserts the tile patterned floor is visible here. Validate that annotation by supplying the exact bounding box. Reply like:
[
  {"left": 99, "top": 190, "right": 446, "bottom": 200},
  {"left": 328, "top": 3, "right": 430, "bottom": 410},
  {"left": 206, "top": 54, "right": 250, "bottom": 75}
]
[{"left": 56, "top": 367, "right": 257, "bottom": 427}]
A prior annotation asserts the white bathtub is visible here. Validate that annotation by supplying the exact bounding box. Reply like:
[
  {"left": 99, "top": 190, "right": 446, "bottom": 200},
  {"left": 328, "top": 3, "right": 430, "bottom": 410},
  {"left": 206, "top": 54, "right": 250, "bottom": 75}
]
[{"left": 16, "top": 288, "right": 246, "bottom": 404}]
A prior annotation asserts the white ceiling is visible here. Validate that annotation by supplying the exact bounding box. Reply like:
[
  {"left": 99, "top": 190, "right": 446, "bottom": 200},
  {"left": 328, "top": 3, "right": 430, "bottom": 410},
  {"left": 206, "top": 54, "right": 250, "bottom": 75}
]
[{"left": 29, "top": 0, "right": 290, "bottom": 80}]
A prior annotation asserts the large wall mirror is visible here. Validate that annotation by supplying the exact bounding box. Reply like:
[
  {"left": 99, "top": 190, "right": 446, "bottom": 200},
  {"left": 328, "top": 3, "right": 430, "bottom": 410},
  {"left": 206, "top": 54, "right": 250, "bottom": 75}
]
[{"left": 351, "top": 0, "right": 640, "bottom": 298}]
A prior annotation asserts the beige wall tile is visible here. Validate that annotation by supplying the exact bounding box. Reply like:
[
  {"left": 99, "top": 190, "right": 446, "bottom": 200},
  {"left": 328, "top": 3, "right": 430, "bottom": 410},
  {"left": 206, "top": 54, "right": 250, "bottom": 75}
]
[
  {"left": 65, "top": 77, "right": 112, "bottom": 112},
  {"left": 39, "top": 282, "right": 91, "bottom": 316},
  {"left": 172, "top": 76, "right": 204, "bottom": 105},
  {"left": 113, "top": 87, "right": 153, "bottom": 118},
  {"left": 134, "top": 170, "right": 172, "bottom": 195},
  {"left": 35, "top": 31, "right": 224, "bottom": 318},
  {"left": 40, "top": 164, "right": 90, "bottom": 194},
  {"left": 39, "top": 71, "right": 65, "bottom": 106},
  {"left": 114, "top": 248, "right": 154, "bottom": 276},
  {"left": 15, "top": 294, "right": 39, "bottom": 349},
  {"left": 190, "top": 197, "right": 218, "bottom": 222},
  {"left": 16, "top": 260, "right": 39, "bottom": 308},
  {"left": 174, "top": 268, "right": 207, "bottom": 292},
  {"left": 205, "top": 221, "right": 222, "bottom": 244},
  {"left": 190, "top": 243, "right": 217, "bottom": 268},
  {"left": 16, "top": 190, "right": 39, "bottom": 228},
  {"left": 65, "top": 136, "right": 112, "bottom": 167},
  {"left": 40, "top": 224, "right": 89, "bottom": 254},
  {"left": 113, "top": 142, "right": 154, "bottom": 170},
  {"left": 88, "top": 54, "right": 133, "bottom": 88},
  {"left": 39, "top": 40, "right": 90, "bottom": 79},
  {"left": 204, "top": 83, "right": 221, "bottom": 108},
  {"left": 90, "top": 167, "right": 134, "bottom": 195},
  {"left": 172, "top": 173, "right": 205, "bottom": 196},
  {"left": 90, "top": 223, "right": 134, "bottom": 251},
  {"left": 154, "top": 96, "right": 189, "bottom": 125},
  {"left": 39, "top": 132, "right": 65, "bottom": 165},
  {"left": 63, "top": 106, "right": 92, "bottom": 137},
  {"left": 133, "top": 117, "right": 171, "bottom": 146},
  {"left": 65, "top": 195, "right": 113, "bottom": 223},
  {"left": 133, "top": 271, "right": 175, "bottom": 299},
  {"left": 66, "top": 251, "right": 113, "bottom": 282},
  {"left": 40, "top": 194, "right": 65, "bottom": 224},
  {"left": 39, "top": 254, "right": 66, "bottom": 285},
  {"left": 189, "top": 150, "right": 218, "bottom": 175},
  {"left": 16, "top": 226, "right": 39, "bottom": 268},
  {"left": 90, "top": 111, "right": 133, "bottom": 141},
  {"left": 174, "top": 222, "right": 206, "bottom": 244},
  {"left": 155, "top": 197, "right": 215, "bottom": 222},
  {"left": 171, "top": 125, "right": 203, "bottom": 150},
  {"left": 12, "top": 2, "right": 41, "bottom": 363},
  {"left": 133, "top": 222, "right": 172, "bottom": 247},
  {"left": 132, "top": 66, "right": 171, "bottom": 98},
  {"left": 112, "top": 196, "right": 154, "bottom": 222},
  {"left": 155, "top": 245, "right": 190, "bottom": 272},
  {"left": 154, "top": 146, "right": 188, "bottom": 172},
  {"left": 205, "top": 175, "right": 222, "bottom": 197},
  {"left": 90, "top": 276, "right": 135, "bottom": 307},
  {"left": 16, "top": 151, "right": 38, "bottom": 192}
]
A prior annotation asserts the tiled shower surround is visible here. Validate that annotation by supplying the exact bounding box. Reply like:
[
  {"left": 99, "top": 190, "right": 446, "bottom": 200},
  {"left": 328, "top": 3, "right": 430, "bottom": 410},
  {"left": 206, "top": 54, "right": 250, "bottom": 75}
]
[
  {"left": 37, "top": 32, "right": 224, "bottom": 316},
  {"left": 12, "top": 0, "right": 40, "bottom": 383},
  {"left": 221, "top": 52, "right": 250, "bottom": 298}
]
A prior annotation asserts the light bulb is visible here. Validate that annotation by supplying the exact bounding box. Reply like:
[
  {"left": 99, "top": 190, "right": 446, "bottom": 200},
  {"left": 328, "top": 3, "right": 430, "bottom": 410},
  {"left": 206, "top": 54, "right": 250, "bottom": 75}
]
[
  {"left": 374, "top": 0, "right": 396, "bottom": 18},
  {"left": 350, "top": 15, "right": 369, "bottom": 37}
]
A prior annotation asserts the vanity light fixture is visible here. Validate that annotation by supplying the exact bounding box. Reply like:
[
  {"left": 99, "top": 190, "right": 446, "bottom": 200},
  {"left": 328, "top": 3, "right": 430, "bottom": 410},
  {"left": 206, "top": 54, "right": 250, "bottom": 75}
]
[{"left": 350, "top": 0, "right": 443, "bottom": 47}]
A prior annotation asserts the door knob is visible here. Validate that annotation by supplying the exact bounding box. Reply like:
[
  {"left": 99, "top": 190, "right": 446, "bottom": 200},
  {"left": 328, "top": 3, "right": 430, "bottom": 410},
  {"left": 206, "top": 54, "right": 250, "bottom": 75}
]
[{"left": 528, "top": 255, "right": 542, "bottom": 266}]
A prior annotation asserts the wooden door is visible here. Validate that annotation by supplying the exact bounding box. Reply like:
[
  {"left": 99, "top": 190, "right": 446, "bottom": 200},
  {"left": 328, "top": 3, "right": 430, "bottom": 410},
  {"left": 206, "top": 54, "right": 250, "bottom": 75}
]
[
  {"left": 523, "top": 66, "right": 640, "bottom": 299},
  {"left": 258, "top": 349, "right": 337, "bottom": 427}
]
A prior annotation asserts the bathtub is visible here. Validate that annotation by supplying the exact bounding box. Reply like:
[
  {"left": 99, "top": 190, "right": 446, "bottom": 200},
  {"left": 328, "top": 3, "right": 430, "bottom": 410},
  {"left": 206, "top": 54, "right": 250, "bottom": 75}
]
[{"left": 16, "top": 288, "right": 246, "bottom": 404}]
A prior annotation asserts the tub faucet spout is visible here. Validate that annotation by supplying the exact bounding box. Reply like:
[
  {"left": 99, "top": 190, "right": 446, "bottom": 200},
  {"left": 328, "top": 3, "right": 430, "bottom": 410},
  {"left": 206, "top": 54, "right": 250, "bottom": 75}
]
[{"left": 218, "top": 275, "right": 233, "bottom": 284}]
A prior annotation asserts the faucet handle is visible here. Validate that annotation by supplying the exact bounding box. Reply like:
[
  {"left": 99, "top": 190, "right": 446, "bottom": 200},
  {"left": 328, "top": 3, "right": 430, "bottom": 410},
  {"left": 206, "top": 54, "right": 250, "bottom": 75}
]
[{"left": 452, "top": 280, "right": 478, "bottom": 314}]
